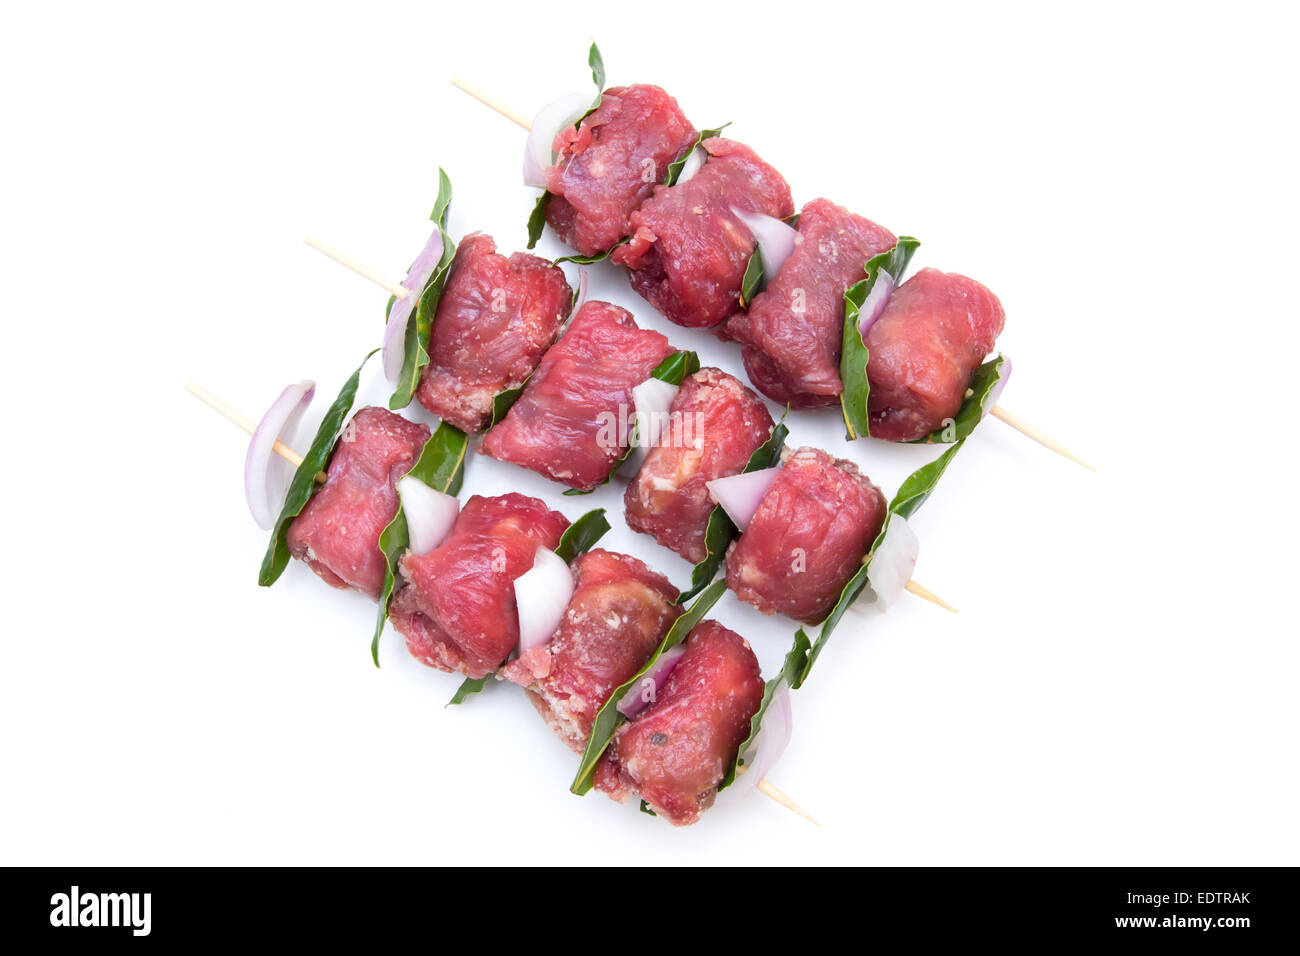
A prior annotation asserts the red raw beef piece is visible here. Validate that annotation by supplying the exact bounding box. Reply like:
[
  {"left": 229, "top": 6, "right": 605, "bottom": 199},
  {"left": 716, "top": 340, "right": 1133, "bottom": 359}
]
[
  {"left": 544, "top": 84, "right": 697, "bottom": 258},
  {"left": 725, "top": 198, "right": 897, "bottom": 408},
  {"left": 865, "top": 267, "right": 1007, "bottom": 442},
  {"left": 624, "top": 367, "right": 774, "bottom": 563},
  {"left": 415, "top": 232, "right": 571, "bottom": 433},
  {"left": 286, "top": 407, "right": 429, "bottom": 599},
  {"left": 612, "top": 138, "right": 793, "bottom": 329},
  {"left": 479, "top": 301, "right": 675, "bottom": 491},
  {"left": 390, "top": 493, "right": 569, "bottom": 679},
  {"left": 725, "top": 447, "right": 886, "bottom": 624},
  {"left": 594, "top": 619, "right": 764, "bottom": 826},
  {"left": 500, "top": 549, "right": 681, "bottom": 752}
]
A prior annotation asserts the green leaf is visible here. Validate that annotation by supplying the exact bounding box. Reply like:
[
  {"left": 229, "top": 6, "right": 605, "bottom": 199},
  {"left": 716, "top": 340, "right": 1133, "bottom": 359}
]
[
  {"left": 783, "top": 442, "right": 965, "bottom": 688},
  {"left": 914, "top": 354, "right": 1008, "bottom": 445},
  {"left": 649, "top": 349, "right": 700, "bottom": 386},
  {"left": 555, "top": 508, "right": 611, "bottom": 562},
  {"left": 258, "top": 351, "right": 377, "bottom": 588},
  {"left": 448, "top": 676, "right": 490, "bottom": 706},
  {"left": 526, "top": 191, "right": 549, "bottom": 250},
  {"left": 738, "top": 247, "right": 764, "bottom": 307},
  {"left": 676, "top": 416, "right": 789, "bottom": 605},
  {"left": 553, "top": 238, "right": 628, "bottom": 266},
  {"left": 388, "top": 171, "right": 458, "bottom": 410},
  {"left": 890, "top": 440, "right": 964, "bottom": 519},
  {"left": 588, "top": 42, "right": 605, "bottom": 91},
  {"left": 370, "top": 423, "right": 469, "bottom": 666},
  {"left": 839, "top": 237, "right": 921, "bottom": 440},
  {"left": 430, "top": 166, "right": 453, "bottom": 229},
  {"left": 563, "top": 350, "right": 700, "bottom": 496},
  {"left": 664, "top": 123, "right": 730, "bottom": 187},
  {"left": 639, "top": 800, "right": 657, "bottom": 816},
  {"left": 570, "top": 579, "right": 727, "bottom": 795},
  {"left": 718, "top": 630, "right": 809, "bottom": 791}
]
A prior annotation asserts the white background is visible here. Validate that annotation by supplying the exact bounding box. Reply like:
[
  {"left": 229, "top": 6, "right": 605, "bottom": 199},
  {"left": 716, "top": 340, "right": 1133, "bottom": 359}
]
[{"left": 2, "top": 1, "right": 1296, "bottom": 866}]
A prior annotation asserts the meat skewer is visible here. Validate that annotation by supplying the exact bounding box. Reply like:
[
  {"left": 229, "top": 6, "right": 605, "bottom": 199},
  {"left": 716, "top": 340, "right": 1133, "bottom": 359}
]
[
  {"left": 449, "top": 77, "right": 1095, "bottom": 472},
  {"left": 303, "top": 241, "right": 957, "bottom": 613},
  {"left": 184, "top": 381, "right": 817, "bottom": 825}
]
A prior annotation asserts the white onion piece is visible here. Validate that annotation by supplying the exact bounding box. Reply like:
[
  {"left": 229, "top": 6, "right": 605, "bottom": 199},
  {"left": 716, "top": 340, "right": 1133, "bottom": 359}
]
[
  {"left": 570, "top": 266, "right": 590, "bottom": 319},
  {"left": 514, "top": 547, "right": 575, "bottom": 653},
  {"left": 522, "top": 91, "right": 591, "bottom": 187},
  {"left": 856, "top": 269, "right": 896, "bottom": 338},
  {"left": 861, "top": 516, "right": 919, "bottom": 614},
  {"left": 733, "top": 208, "right": 798, "bottom": 282},
  {"left": 674, "top": 145, "right": 706, "bottom": 185},
  {"left": 706, "top": 466, "right": 781, "bottom": 532},
  {"left": 616, "top": 644, "right": 686, "bottom": 718},
  {"left": 396, "top": 476, "right": 460, "bottom": 556},
  {"left": 981, "top": 355, "right": 1012, "bottom": 419},
  {"left": 715, "top": 681, "right": 793, "bottom": 808},
  {"left": 382, "top": 226, "right": 445, "bottom": 382},
  {"left": 245, "top": 379, "right": 316, "bottom": 530},
  {"left": 619, "top": 377, "right": 681, "bottom": 475}
]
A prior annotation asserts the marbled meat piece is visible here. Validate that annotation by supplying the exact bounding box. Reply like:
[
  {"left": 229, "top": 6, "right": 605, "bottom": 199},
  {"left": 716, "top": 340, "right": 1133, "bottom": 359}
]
[
  {"left": 864, "top": 267, "right": 1006, "bottom": 441},
  {"left": 624, "top": 367, "right": 774, "bottom": 563},
  {"left": 415, "top": 232, "right": 572, "bottom": 433},
  {"left": 479, "top": 301, "right": 675, "bottom": 491},
  {"left": 725, "top": 447, "right": 887, "bottom": 624},
  {"left": 286, "top": 406, "right": 429, "bottom": 599},
  {"left": 544, "top": 84, "right": 697, "bottom": 258},
  {"left": 390, "top": 493, "right": 569, "bottom": 679},
  {"left": 594, "top": 620, "right": 764, "bottom": 826},
  {"left": 612, "top": 138, "right": 793, "bottom": 329},
  {"left": 500, "top": 549, "right": 682, "bottom": 752},
  {"left": 725, "top": 198, "right": 897, "bottom": 408}
]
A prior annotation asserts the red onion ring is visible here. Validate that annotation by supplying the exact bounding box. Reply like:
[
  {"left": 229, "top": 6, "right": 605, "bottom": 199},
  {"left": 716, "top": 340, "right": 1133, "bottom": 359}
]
[
  {"left": 616, "top": 644, "right": 686, "bottom": 718},
  {"left": 382, "top": 227, "right": 445, "bottom": 382},
  {"left": 522, "top": 92, "right": 591, "bottom": 188},
  {"left": 856, "top": 268, "right": 896, "bottom": 338},
  {"left": 245, "top": 380, "right": 316, "bottom": 529},
  {"left": 706, "top": 465, "right": 781, "bottom": 532},
  {"left": 715, "top": 680, "right": 793, "bottom": 807},
  {"left": 733, "top": 208, "right": 798, "bottom": 283},
  {"left": 514, "top": 547, "right": 575, "bottom": 653},
  {"left": 396, "top": 475, "right": 459, "bottom": 556}
]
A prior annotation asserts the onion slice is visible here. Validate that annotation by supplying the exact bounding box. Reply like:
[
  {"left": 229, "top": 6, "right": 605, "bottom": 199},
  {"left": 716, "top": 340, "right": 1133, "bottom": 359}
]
[
  {"left": 856, "top": 269, "right": 896, "bottom": 338},
  {"left": 733, "top": 208, "right": 798, "bottom": 282},
  {"left": 382, "top": 226, "right": 446, "bottom": 382},
  {"left": 674, "top": 145, "right": 706, "bottom": 185},
  {"left": 522, "top": 92, "right": 591, "bottom": 187},
  {"left": 620, "top": 376, "right": 681, "bottom": 475},
  {"left": 396, "top": 476, "right": 459, "bottom": 556},
  {"left": 245, "top": 379, "right": 316, "bottom": 530},
  {"left": 861, "top": 516, "right": 919, "bottom": 613},
  {"left": 706, "top": 466, "right": 781, "bottom": 532},
  {"left": 616, "top": 645, "right": 686, "bottom": 718},
  {"left": 514, "top": 547, "right": 575, "bottom": 653},
  {"left": 570, "top": 266, "right": 590, "bottom": 319},
  {"left": 981, "top": 355, "right": 1012, "bottom": 419},
  {"left": 715, "top": 681, "right": 793, "bottom": 808}
]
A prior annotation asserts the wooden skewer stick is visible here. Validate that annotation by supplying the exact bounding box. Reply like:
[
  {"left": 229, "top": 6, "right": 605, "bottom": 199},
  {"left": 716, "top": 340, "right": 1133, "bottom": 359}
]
[
  {"left": 989, "top": 405, "right": 1096, "bottom": 472},
  {"left": 905, "top": 579, "right": 959, "bottom": 614},
  {"left": 185, "top": 381, "right": 817, "bottom": 827},
  {"left": 184, "top": 381, "right": 306, "bottom": 468},
  {"left": 449, "top": 77, "right": 1097, "bottom": 473},
  {"left": 304, "top": 235, "right": 411, "bottom": 299}
]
